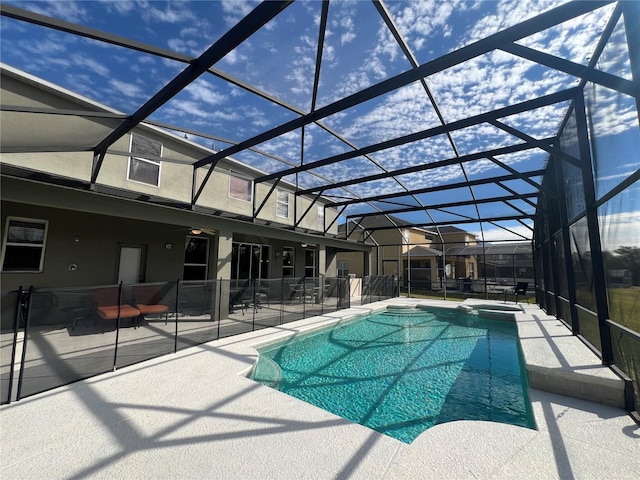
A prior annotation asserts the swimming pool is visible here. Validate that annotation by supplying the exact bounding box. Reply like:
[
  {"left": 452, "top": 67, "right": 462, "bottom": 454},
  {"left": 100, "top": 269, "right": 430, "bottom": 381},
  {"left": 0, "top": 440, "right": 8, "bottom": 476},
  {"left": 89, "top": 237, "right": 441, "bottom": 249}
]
[{"left": 250, "top": 306, "right": 536, "bottom": 443}]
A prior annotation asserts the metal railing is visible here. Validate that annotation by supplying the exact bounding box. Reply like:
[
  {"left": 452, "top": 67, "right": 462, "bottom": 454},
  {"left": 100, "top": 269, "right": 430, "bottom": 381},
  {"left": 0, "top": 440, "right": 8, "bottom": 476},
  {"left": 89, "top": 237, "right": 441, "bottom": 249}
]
[{"left": 1, "top": 275, "right": 373, "bottom": 404}]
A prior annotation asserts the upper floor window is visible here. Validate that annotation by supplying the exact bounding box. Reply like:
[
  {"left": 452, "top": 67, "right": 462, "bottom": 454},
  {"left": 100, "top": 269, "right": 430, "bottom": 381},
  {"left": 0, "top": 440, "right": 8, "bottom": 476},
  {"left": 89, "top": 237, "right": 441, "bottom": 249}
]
[
  {"left": 276, "top": 189, "right": 289, "bottom": 218},
  {"left": 128, "top": 133, "right": 162, "bottom": 187},
  {"left": 317, "top": 205, "right": 324, "bottom": 229},
  {"left": 1, "top": 217, "right": 48, "bottom": 272},
  {"left": 229, "top": 172, "right": 253, "bottom": 202}
]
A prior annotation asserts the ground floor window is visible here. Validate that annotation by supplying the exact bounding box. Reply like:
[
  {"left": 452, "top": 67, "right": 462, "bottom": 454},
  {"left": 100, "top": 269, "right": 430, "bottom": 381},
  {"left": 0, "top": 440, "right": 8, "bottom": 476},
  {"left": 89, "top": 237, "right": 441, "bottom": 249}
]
[
  {"left": 1, "top": 217, "right": 48, "bottom": 272},
  {"left": 337, "top": 260, "right": 349, "bottom": 277},
  {"left": 305, "top": 248, "right": 316, "bottom": 278},
  {"left": 282, "top": 246, "right": 294, "bottom": 277},
  {"left": 183, "top": 236, "right": 208, "bottom": 280}
]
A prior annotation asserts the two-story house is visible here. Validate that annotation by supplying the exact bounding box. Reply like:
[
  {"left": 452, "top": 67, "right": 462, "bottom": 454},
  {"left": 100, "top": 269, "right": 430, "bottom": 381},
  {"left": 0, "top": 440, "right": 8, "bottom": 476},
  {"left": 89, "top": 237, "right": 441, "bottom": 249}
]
[{"left": 0, "top": 64, "right": 372, "bottom": 324}]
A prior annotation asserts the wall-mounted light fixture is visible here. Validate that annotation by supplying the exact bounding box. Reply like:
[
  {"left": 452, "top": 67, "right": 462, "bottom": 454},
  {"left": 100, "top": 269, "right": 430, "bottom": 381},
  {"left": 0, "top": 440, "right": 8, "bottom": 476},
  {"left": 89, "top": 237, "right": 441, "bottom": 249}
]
[
  {"left": 301, "top": 243, "right": 307, "bottom": 248},
  {"left": 165, "top": 243, "right": 172, "bottom": 250}
]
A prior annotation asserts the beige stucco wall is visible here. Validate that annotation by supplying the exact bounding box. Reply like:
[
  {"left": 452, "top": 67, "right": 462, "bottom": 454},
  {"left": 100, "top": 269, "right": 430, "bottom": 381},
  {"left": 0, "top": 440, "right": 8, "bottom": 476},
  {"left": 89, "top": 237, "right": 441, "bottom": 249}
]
[
  {"left": 0, "top": 152, "right": 94, "bottom": 181},
  {"left": 1, "top": 69, "right": 338, "bottom": 235},
  {"left": 0, "top": 201, "right": 193, "bottom": 291}
]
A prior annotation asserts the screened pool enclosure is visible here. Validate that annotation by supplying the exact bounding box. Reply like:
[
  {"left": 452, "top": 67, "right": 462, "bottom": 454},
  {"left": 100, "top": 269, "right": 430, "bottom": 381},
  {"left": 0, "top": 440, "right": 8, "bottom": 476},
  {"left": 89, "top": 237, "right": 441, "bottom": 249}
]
[{"left": 0, "top": 0, "right": 638, "bottom": 414}]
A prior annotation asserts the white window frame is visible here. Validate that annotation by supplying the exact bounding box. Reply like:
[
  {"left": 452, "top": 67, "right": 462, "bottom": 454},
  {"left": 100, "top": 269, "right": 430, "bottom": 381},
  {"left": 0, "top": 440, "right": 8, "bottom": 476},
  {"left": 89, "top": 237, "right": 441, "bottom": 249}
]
[
  {"left": 128, "top": 133, "right": 162, "bottom": 187},
  {"left": 317, "top": 205, "right": 325, "bottom": 229},
  {"left": 1, "top": 217, "right": 48, "bottom": 273},
  {"left": 228, "top": 171, "right": 253, "bottom": 203},
  {"left": 276, "top": 189, "right": 290, "bottom": 219}
]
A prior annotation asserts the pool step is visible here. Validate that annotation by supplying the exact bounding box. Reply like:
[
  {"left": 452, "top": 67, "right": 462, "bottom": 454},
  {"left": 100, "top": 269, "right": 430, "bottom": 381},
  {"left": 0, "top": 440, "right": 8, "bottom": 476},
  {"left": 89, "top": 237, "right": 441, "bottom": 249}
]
[{"left": 252, "top": 356, "right": 282, "bottom": 390}]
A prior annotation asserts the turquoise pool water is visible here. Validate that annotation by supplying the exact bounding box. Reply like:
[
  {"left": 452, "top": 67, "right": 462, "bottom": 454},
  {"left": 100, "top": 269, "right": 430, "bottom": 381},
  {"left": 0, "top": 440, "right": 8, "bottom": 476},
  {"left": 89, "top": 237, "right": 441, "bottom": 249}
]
[{"left": 251, "top": 306, "right": 535, "bottom": 443}]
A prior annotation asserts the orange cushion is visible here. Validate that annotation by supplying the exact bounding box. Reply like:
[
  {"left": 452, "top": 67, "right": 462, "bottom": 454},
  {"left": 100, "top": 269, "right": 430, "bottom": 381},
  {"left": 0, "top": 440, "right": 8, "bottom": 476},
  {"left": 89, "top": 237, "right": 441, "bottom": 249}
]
[
  {"left": 136, "top": 304, "right": 170, "bottom": 315},
  {"left": 97, "top": 305, "right": 140, "bottom": 320}
]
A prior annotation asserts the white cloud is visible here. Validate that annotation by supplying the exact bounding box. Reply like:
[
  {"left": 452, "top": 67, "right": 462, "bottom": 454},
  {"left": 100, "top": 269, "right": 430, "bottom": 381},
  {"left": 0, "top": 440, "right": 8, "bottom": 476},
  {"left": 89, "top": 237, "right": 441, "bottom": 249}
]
[
  {"left": 109, "top": 78, "right": 144, "bottom": 99},
  {"left": 473, "top": 223, "right": 534, "bottom": 242},
  {"left": 167, "top": 38, "right": 200, "bottom": 56},
  {"left": 70, "top": 54, "right": 111, "bottom": 77},
  {"left": 341, "top": 31, "right": 356, "bottom": 46},
  {"left": 27, "top": 0, "right": 90, "bottom": 23},
  {"left": 184, "top": 79, "right": 227, "bottom": 106},
  {"left": 97, "top": 0, "right": 135, "bottom": 15},
  {"left": 138, "top": 1, "right": 197, "bottom": 24},
  {"left": 220, "top": 0, "right": 258, "bottom": 27}
]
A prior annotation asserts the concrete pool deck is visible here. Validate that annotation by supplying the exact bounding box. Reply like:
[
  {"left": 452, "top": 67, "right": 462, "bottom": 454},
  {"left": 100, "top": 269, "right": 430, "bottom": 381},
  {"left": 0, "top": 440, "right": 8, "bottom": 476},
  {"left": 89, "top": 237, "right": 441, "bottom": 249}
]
[{"left": 1, "top": 299, "right": 639, "bottom": 479}]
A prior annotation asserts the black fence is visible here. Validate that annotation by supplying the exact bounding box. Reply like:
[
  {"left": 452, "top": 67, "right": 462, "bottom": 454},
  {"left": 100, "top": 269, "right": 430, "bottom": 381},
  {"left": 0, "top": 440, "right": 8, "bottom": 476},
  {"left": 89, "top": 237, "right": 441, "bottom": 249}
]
[
  {"left": 361, "top": 275, "right": 399, "bottom": 305},
  {"left": 1, "top": 275, "right": 367, "bottom": 404}
]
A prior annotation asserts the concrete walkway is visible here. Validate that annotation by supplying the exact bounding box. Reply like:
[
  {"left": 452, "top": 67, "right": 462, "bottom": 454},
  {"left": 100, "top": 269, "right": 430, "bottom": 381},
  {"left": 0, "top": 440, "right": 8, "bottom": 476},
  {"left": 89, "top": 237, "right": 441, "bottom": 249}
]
[{"left": 1, "top": 300, "right": 638, "bottom": 479}]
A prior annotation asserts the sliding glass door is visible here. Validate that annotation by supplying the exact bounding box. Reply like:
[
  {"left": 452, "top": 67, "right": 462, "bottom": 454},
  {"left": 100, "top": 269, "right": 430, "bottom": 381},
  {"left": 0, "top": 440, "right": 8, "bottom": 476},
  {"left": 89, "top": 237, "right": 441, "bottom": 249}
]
[{"left": 231, "top": 242, "right": 270, "bottom": 281}]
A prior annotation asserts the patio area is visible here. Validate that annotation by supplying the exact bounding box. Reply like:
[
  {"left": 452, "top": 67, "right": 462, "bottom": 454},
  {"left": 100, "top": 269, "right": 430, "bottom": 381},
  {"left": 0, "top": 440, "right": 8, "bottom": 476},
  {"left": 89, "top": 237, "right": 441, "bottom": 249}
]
[{"left": 1, "top": 299, "right": 638, "bottom": 479}]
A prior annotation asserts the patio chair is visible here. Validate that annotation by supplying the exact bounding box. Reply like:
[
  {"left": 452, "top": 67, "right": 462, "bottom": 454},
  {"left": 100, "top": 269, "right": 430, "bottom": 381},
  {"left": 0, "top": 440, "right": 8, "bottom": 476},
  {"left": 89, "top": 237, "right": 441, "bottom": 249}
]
[
  {"left": 133, "top": 285, "right": 171, "bottom": 324},
  {"left": 514, "top": 282, "right": 529, "bottom": 304},
  {"left": 304, "top": 283, "right": 319, "bottom": 304},
  {"left": 229, "top": 285, "right": 248, "bottom": 315},
  {"left": 93, "top": 287, "right": 141, "bottom": 328}
]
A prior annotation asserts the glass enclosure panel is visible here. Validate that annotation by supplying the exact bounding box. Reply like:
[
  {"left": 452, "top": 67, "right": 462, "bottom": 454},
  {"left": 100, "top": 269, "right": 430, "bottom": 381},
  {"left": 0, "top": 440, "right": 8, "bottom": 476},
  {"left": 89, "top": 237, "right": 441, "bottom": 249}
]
[
  {"left": 543, "top": 241, "right": 554, "bottom": 294},
  {"left": 562, "top": 161, "right": 586, "bottom": 222},
  {"left": 610, "top": 324, "right": 640, "bottom": 412},
  {"left": 535, "top": 245, "right": 545, "bottom": 293},
  {"left": 576, "top": 305, "right": 601, "bottom": 353},
  {"left": 598, "top": 181, "right": 640, "bottom": 331},
  {"left": 557, "top": 296, "right": 572, "bottom": 326},
  {"left": 597, "top": 15, "right": 633, "bottom": 80},
  {"left": 585, "top": 81, "right": 640, "bottom": 200},
  {"left": 569, "top": 217, "right": 596, "bottom": 311},
  {"left": 559, "top": 109, "right": 586, "bottom": 221},
  {"left": 553, "top": 232, "right": 568, "bottom": 298}
]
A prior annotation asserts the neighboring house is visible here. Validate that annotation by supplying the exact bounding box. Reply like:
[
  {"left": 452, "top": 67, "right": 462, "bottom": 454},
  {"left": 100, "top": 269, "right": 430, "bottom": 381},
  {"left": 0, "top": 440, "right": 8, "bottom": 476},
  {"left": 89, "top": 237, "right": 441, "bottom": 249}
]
[
  {"left": 0, "top": 64, "right": 371, "bottom": 324},
  {"left": 337, "top": 216, "right": 478, "bottom": 289},
  {"left": 607, "top": 269, "right": 632, "bottom": 288}
]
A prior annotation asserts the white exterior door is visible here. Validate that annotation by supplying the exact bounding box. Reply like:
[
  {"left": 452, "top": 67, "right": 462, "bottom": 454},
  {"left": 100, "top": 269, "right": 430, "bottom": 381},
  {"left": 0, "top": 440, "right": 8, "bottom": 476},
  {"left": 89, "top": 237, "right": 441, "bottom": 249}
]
[{"left": 118, "top": 246, "right": 142, "bottom": 284}]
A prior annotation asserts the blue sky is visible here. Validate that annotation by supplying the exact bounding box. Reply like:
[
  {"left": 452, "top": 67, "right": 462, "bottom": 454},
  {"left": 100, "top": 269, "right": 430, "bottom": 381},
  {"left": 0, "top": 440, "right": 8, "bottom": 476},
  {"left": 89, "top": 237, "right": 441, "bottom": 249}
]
[{"left": 1, "top": 0, "right": 637, "bottom": 244}]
